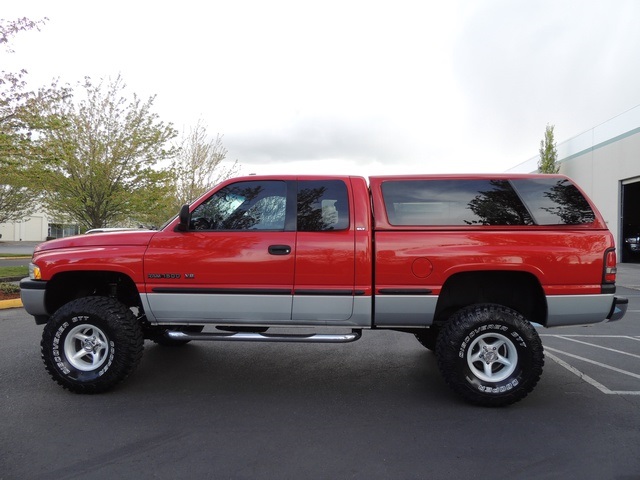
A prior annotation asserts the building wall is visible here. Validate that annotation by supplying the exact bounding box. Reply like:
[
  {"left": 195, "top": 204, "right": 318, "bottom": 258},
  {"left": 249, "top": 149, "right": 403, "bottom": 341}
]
[
  {"left": 0, "top": 213, "right": 50, "bottom": 242},
  {"left": 509, "top": 105, "right": 640, "bottom": 256},
  {"left": 562, "top": 127, "right": 640, "bottom": 245}
]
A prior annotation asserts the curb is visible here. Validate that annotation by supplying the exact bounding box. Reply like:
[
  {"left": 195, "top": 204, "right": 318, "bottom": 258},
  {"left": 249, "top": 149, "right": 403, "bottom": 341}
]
[
  {"left": 0, "top": 276, "right": 22, "bottom": 309},
  {"left": 0, "top": 298, "right": 22, "bottom": 309},
  {"left": 0, "top": 276, "right": 24, "bottom": 282}
]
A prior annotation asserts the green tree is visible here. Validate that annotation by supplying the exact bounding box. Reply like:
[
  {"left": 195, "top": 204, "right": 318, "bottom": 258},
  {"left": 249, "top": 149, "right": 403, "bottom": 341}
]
[
  {"left": 170, "top": 120, "right": 239, "bottom": 209},
  {"left": 32, "top": 76, "right": 178, "bottom": 230},
  {"left": 538, "top": 124, "right": 559, "bottom": 174},
  {"left": 0, "top": 17, "right": 65, "bottom": 223},
  {"left": 0, "top": 175, "right": 31, "bottom": 224}
]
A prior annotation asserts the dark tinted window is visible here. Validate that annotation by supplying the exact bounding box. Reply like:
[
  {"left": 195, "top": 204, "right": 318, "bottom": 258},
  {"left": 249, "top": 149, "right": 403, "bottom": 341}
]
[
  {"left": 381, "top": 180, "right": 533, "bottom": 226},
  {"left": 297, "top": 180, "right": 349, "bottom": 231},
  {"left": 190, "top": 181, "right": 287, "bottom": 230},
  {"left": 511, "top": 178, "right": 595, "bottom": 225}
]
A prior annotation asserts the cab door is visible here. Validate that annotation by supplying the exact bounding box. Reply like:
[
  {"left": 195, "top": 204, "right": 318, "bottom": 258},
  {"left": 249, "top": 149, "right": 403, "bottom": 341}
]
[
  {"left": 144, "top": 179, "right": 296, "bottom": 324},
  {"left": 292, "top": 179, "right": 356, "bottom": 322}
]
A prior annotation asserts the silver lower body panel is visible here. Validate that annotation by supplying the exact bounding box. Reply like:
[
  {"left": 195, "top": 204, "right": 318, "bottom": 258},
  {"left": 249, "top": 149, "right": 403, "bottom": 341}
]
[{"left": 545, "top": 294, "right": 617, "bottom": 327}]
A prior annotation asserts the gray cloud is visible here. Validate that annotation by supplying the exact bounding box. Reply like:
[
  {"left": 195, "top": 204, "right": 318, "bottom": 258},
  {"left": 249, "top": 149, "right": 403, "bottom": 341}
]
[{"left": 225, "top": 115, "right": 421, "bottom": 165}]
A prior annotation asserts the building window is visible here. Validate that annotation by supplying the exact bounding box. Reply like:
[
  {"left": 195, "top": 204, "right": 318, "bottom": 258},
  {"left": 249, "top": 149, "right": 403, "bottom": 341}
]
[{"left": 48, "top": 223, "right": 80, "bottom": 239}]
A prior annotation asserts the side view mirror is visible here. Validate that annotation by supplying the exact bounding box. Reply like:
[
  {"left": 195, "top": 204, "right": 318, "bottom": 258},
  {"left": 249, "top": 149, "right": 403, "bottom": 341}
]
[{"left": 176, "top": 204, "right": 190, "bottom": 232}]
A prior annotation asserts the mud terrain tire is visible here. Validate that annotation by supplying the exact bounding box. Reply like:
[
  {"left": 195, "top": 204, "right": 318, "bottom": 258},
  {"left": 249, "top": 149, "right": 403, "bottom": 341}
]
[
  {"left": 436, "top": 304, "right": 544, "bottom": 407},
  {"left": 41, "top": 296, "right": 144, "bottom": 393}
]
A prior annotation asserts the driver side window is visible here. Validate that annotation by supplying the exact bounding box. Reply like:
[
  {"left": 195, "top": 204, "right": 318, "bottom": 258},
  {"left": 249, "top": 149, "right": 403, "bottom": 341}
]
[{"left": 190, "top": 181, "right": 287, "bottom": 231}]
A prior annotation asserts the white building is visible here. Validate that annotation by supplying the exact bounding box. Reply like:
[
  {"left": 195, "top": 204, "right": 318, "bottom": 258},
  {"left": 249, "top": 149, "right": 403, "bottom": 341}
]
[
  {"left": 509, "top": 104, "right": 640, "bottom": 263},
  {"left": 0, "top": 212, "right": 78, "bottom": 242}
]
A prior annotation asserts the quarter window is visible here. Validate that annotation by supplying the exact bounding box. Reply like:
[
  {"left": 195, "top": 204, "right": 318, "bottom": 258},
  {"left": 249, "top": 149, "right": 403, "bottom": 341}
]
[{"left": 297, "top": 180, "right": 349, "bottom": 231}]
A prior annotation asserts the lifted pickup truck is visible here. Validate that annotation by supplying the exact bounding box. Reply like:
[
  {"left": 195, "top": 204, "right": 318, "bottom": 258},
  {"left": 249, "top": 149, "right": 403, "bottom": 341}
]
[{"left": 21, "top": 174, "right": 628, "bottom": 406}]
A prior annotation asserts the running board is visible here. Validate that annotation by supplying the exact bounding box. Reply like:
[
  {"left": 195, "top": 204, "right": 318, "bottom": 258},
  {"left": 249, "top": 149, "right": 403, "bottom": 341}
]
[{"left": 165, "top": 329, "right": 362, "bottom": 344}]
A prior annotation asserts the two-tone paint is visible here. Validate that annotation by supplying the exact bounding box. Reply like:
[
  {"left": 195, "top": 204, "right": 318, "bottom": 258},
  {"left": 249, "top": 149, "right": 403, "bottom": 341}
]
[{"left": 21, "top": 174, "right": 627, "bottom": 328}]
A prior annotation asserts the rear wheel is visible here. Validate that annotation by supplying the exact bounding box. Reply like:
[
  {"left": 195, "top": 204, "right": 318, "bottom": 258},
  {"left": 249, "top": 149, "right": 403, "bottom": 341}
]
[
  {"left": 41, "top": 296, "right": 144, "bottom": 393},
  {"left": 436, "top": 304, "right": 544, "bottom": 407}
]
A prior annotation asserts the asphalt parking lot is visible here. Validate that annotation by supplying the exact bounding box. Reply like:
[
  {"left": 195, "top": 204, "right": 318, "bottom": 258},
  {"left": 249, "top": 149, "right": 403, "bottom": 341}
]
[
  {"left": 1, "top": 286, "right": 639, "bottom": 479},
  {"left": 1, "top": 248, "right": 639, "bottom": 479},
  {"left": 542, "top": 331, "right": 640, "bottom": 396}
]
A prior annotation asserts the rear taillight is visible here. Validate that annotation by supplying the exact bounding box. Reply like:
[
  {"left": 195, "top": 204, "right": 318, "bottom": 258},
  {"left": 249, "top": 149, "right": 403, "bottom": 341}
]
[{"left": 603, "top": 249, "right": 617, "bottom": 284}]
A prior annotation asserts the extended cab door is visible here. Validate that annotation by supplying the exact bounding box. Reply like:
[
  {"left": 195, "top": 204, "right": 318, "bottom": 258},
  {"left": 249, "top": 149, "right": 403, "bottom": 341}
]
[
  {"left": 292, "top": 179, "right": 356, "bottom": 322},
  {"left": 143, "top": 179, "right": 296, "bottom": 323}
]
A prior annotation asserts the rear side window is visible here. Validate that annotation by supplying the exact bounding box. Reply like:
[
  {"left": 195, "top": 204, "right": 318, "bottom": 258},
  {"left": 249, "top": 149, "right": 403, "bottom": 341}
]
[
  {"left": 381, "top": 177, "right": 596, "bottom": 226},
  {"left": 297, "top": 180, "right": 349, "bottom": 231},
  {"left": 381, "top": 180, "right": 533, "bottom": 226},
  {"left": 511, "top": 178, "right": 595, "bottom": 225}
]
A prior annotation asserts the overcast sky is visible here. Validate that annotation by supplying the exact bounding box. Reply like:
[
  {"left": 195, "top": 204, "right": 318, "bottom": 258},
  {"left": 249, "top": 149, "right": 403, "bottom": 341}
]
[{"left": 4, "top": 0, "right": 640, "bottom": 177}]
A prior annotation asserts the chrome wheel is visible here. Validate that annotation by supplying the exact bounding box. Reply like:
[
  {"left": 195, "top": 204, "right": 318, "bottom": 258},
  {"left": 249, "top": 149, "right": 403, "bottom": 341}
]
[
  {"left": 42, "top": 297, "right": 144, "bottom": 393},
  {"left": 64, "top": 324, "right": 110, "bottom": 371},
  {"left": 436, "top": 304, "right": 544, "bottom": 406},
  {"left": 466, "top": 332, "right": 517, "bottom": 383}
]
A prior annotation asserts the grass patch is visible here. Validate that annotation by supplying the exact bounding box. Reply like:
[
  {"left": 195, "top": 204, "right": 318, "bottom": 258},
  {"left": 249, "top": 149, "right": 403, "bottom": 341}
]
[
  {"left": 0, "top": 253, "right": 30, "bottom": 258},
  {"left": 0, "top": 265, "right": 29, "bottom": 279}
]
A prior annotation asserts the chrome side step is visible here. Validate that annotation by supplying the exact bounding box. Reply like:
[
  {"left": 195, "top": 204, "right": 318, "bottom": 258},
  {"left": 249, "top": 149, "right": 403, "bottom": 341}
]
[{"left": 165, "top": 329, "right": 362, "bottom": 344}]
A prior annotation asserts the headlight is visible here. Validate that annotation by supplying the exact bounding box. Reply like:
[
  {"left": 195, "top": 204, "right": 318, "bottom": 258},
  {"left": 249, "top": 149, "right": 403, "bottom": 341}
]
[
  {"left": 29, "top": 263, "right": 42, "bottom": 280},
  {"left": 625, "top": 237, "right": 639, "bottom": 244}
]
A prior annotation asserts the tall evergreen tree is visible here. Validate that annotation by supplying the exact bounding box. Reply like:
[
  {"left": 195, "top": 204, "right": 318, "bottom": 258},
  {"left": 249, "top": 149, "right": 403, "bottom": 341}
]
[{"left": 538, "top": 124, "right": 559, "bottom": 174}]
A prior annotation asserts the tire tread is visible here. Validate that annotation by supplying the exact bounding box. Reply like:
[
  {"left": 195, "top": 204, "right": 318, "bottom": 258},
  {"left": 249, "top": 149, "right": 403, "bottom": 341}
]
[
  {"left": 41, "top": 296, "right": 144, "bottom": 394},
  {"left": 436, "top": 304, "right": 544, "bottom": 407}
]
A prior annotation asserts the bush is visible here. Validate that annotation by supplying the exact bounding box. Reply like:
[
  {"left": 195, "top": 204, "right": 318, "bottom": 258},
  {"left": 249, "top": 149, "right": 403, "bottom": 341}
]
[{"left": 0, "top": 282, "right": 20, "bottom": 294}]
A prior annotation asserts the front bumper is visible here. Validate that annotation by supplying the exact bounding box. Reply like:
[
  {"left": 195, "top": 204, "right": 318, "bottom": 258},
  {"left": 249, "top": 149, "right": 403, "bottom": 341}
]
[
  {"left": 607, "top": 296, "right": 628, "bottom": 322},
  {"left": 19, "top": 278, "right": 49, "bottom": 324}
]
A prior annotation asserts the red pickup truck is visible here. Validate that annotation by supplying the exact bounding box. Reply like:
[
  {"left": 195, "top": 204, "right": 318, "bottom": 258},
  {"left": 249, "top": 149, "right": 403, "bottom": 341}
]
[{"left": 21, "top": 174, "right": 628, "bottom": 406}]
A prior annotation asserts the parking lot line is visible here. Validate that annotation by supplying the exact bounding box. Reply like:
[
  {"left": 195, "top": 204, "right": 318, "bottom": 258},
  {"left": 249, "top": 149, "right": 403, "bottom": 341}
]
[
  {"left": 545, "top": 347, "right": 640, "bottom": 395},
  {"left": 540, "top": 334, "right": 640, "bottom": 338},
  {"left": 545, "top": 346, "right": 640, "bottom": 380},
  {"left": 545, "top": 351, "right": 617, "bottom": 394},
  {"left": 546, "top": 335, "right": 640, "bottom": 359}
]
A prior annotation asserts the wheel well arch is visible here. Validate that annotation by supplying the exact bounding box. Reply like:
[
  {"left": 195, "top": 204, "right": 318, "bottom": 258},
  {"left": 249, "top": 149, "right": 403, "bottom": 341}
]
[
  {"left": 434, "top": 270, "right": 547, "bottom": 327},
  {"left": 45, "top": 270, "right": 141, "bottom": 315}
]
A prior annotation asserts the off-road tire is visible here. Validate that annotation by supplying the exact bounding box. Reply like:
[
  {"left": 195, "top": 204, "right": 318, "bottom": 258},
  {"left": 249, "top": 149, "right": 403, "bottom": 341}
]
[
  {"left": 41, "top": 296, "right": 144, "bottom": 393},
  {"left": 435, "top": 303, "right": 544, "bottom": 407}
]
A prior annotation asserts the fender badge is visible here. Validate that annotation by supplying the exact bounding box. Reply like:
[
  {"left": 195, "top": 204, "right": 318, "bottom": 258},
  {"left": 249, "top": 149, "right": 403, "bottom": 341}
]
[{"left": 148, "top": 273, "right": 181, "bottom": 279}]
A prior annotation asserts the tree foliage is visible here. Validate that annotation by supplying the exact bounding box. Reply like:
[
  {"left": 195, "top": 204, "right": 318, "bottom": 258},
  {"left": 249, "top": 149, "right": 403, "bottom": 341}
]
[
  {"left": 0, "top": 17, "right": 59, "bottom": 223},
  {"left": 466, "top": 180, "right": 533, "bottom": 225},
  {"left": 31, "top": 76, "right": 178, "bottom": 230},
  {"left": 538, "top": 124, "right": 559, "bottom": 174},
  {"left": 170, "top": 120, "right": 238, "bottom": 209},
  {"left": 1, "top": 17, "right": 237, "bottom": 232}
]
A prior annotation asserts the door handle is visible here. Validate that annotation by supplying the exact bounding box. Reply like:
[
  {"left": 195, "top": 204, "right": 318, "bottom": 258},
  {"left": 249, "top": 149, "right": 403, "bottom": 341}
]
[{"left": 268, "top": 245, "right": 292, "bottom": 255}]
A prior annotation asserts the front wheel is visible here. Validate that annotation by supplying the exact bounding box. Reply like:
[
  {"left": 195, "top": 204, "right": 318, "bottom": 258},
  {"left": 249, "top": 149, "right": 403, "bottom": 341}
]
[
  {"left": 41, "top": 296, "right": 144, "bottom": 393},
  {"left": 436, "top": 304, "right": 544, "bottom": 407}
]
